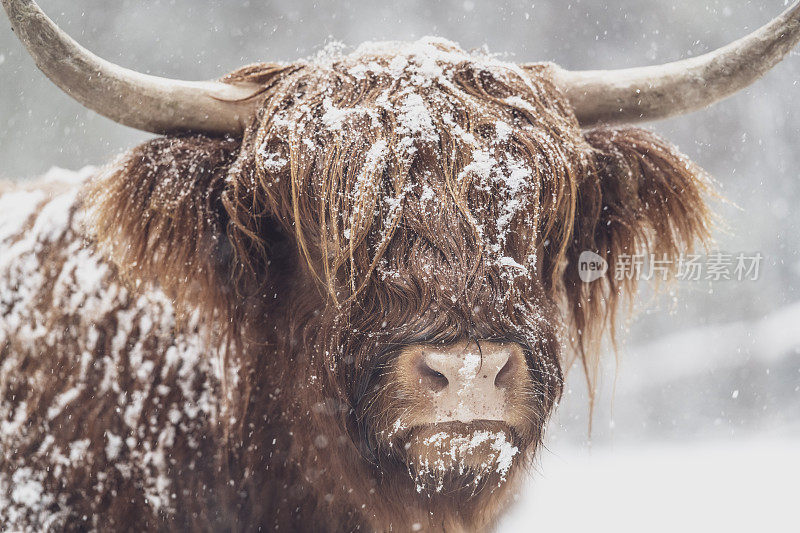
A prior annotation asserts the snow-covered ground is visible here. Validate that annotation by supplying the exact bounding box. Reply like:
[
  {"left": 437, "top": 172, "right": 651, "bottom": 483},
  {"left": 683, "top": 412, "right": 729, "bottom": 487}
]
[
  {"left": 499, "top": 301, "right": 800, "bottom": 532},
  {"left": 499, "top": 437, "right": 799, "bottom": 532}
]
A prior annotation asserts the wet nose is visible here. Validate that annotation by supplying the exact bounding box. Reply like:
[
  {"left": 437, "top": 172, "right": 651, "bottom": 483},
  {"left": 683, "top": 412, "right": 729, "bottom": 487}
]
[{"left": 403, "top": 341, "right": 526, "bottom": 423}]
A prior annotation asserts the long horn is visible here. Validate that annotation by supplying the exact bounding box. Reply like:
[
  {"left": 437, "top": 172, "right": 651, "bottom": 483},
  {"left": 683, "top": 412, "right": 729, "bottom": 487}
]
[
  {"left": 548, "top": 1, "right": 800, "bottom": 127},
  {"left": 2, "top": 0, "right": 262, "bottom": 135}
]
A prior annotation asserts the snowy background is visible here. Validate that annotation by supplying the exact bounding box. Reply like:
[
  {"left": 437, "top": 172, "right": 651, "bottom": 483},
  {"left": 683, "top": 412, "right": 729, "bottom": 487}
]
[{"left": 2, "top": 1, "right": 799, "bottom": 531}]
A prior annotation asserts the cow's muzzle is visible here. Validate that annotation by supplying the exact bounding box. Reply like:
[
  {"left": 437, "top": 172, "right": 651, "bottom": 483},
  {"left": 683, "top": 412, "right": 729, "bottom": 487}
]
[{"left": 394, "top": 340, "right": 528, "bottom": 425}]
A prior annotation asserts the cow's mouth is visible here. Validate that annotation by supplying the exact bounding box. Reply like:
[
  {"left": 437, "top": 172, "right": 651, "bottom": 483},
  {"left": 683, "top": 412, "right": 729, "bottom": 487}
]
[{"left": 397, "top": 421, "right": 524, "bottom": 493}]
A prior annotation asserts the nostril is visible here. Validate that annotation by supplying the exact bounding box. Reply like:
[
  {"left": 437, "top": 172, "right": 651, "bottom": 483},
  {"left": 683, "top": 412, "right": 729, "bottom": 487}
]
[
  {"left": 418, "top": 361, "right": 449, "bottom": 393},
  {"left": 494, "top": 357, "right": 514, "bottom": 389}
]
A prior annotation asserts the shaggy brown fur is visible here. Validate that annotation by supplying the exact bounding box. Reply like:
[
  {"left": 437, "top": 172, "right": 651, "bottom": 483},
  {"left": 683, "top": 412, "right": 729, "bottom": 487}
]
[{"left": 0, "top": 38, "right": 712, "bottom": 531}]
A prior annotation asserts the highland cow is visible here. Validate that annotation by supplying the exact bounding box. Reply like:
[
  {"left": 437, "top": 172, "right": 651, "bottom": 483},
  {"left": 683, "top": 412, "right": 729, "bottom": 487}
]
[{"left": 1, "top": 0, "right": 799, "bottom": 531}]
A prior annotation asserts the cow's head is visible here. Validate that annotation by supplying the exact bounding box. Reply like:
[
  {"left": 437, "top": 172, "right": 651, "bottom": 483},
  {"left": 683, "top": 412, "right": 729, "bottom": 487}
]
[{"left": 6, "top": 0, "right": 799, "bottom": 521}]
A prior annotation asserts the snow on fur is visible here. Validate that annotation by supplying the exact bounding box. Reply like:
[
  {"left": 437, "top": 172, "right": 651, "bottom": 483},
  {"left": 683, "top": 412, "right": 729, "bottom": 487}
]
[{"left": 0, "top": 169, "right": 219, "bottom": 529}]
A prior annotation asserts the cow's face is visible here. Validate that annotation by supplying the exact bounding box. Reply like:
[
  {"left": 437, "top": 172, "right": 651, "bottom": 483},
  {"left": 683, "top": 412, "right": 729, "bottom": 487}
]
[{"left": 220, "top": 39, "right": 591, "bottom": 494}]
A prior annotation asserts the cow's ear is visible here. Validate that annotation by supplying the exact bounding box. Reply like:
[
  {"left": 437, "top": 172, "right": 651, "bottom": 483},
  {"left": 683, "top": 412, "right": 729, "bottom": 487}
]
[
  {"left": 85, "top": 134, "right": 241, "bottom": 313},
  {"left": 563, "top": 127, "right": 715, "bottom": 362}
]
